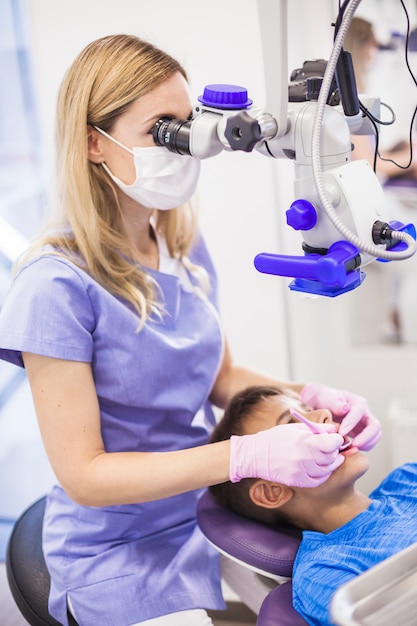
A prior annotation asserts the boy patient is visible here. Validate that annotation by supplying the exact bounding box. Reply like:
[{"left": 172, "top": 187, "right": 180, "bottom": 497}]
[{"left": 209, "top": 385, "right": 417, "bottom": 626}]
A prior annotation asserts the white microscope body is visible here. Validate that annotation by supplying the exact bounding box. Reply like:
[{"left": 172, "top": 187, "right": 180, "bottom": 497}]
[{"left": 151, "top": 0, "right": 416, "bottom": 296}]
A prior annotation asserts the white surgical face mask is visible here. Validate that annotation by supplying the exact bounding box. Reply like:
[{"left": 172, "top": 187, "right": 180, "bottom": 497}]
[{"left": 94, "top": 126, "right": 200, "bottom": 210}]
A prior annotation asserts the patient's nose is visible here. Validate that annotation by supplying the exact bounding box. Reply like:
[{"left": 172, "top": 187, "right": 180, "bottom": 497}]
[{"left": 308, "top": 408, "right": 332, "bottom": 424}]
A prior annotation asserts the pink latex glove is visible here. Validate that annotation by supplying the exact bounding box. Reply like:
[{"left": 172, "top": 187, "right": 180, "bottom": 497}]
[
  {"left": 229, "top": 423, "right": 344, "bottom": 488},
  {"left": 300, "top": 383, "right": 382, "bottom": 451}
]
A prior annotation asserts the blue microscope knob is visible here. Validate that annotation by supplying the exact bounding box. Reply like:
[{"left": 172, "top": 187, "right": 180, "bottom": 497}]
[
  {"left": 286, "top": 199, "right": 317, "bottom": 231},
  {"left": 198, "top": 84, "right": 253, "bottom": 110}
]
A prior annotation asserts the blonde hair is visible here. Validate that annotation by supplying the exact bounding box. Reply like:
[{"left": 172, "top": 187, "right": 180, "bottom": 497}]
[
  {"left": 343, "top": 18, "right": 378, "bottom": 93},
  {"left": 22, "top": 34, "right": 207, "bottom": 326}
]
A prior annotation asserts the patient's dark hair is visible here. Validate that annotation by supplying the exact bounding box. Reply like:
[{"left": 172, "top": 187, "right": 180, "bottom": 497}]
[{"left": 210, "top": 385, "right": 292, "bottom": 525}]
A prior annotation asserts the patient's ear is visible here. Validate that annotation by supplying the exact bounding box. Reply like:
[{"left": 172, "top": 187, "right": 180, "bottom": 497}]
[{"left": 249, "top": 480, "right": 294, "bottom": 510}]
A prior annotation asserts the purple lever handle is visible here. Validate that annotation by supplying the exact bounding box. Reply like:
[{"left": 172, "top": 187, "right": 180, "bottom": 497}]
[{"left": 254, "top": 241, "right": 360, "bottom": 287}]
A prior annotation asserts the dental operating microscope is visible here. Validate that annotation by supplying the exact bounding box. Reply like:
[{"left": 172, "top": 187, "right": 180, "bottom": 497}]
[{"left": 151, "top": 0, "right": 417, "bottom": 297}]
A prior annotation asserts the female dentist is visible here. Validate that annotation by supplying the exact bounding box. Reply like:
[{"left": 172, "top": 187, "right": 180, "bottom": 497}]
[{"left": 0, "top": 34, "right": 381, "bottom": 626}]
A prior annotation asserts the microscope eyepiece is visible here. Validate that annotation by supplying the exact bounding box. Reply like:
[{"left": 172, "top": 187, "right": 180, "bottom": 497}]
[{"left": 151, "top": 116, "right": 192, "bottom": 155}]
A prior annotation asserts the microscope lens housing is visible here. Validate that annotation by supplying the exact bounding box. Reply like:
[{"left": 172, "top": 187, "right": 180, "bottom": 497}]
[{"left": 151, "top": 116, "right": 192, "bottom": 155}]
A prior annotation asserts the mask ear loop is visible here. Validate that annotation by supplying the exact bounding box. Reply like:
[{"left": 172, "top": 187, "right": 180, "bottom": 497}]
[{"left": 93, "top": 126, "right": 134, "bottom": 155}]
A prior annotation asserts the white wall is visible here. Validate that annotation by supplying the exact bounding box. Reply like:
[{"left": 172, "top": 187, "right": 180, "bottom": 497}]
[{"left": 25, "top": 0, "right": 417, "bottom": 495}]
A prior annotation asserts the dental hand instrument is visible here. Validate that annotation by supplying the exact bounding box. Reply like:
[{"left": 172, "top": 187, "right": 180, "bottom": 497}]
[{"left": 289, "top": 408, "right": 352, "bottom": 451}]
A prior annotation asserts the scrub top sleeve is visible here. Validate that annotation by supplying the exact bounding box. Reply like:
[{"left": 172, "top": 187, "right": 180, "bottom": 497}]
[{"left": 0, "top": 255, "right": 95, "bottom": 368}]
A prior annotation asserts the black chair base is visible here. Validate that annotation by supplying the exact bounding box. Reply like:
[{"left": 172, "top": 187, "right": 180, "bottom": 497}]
[{"left": 6, "top": 496, "right": 78, "bottom": 626}]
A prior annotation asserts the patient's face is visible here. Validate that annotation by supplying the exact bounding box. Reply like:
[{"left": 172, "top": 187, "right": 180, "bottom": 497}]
[{"left": 244, "top": 391, "right": 370, "bottom": 491}]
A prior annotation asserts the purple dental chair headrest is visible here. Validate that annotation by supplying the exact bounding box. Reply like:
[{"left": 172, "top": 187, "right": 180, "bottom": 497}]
[{"left": 197, "top": 490, "right": 308, "bottom": 625}]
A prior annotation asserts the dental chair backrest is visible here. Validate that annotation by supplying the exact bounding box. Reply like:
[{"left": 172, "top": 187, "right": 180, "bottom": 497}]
[{"left": 196, "top": 490, "right": 307, "bottom": 626}]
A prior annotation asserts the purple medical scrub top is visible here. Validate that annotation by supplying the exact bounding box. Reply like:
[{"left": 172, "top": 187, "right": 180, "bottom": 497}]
[{"left": 0, "top": 233, "right": 226, "bottom": 625}]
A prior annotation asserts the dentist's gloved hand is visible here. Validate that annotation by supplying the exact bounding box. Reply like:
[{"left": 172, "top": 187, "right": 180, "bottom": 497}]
[
  {"left": 300, "top": 383, "right": 382, "bottom": 451},
  {"left": 229, "top": 423, "right": 344, "bottom": 488}
]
